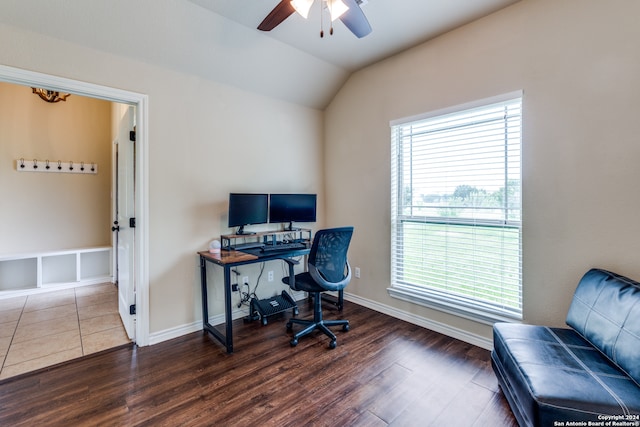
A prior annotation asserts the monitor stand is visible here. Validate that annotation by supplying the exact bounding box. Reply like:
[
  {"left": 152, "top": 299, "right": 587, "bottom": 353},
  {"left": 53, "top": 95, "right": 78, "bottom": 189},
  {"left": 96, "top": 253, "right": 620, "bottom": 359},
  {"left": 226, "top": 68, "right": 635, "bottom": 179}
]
[
  {"left": 236, "top": 226, "right": 255, "bottom": 235},
  {"left": 284, "top": 222, "right": 300, "bottom": 231}
]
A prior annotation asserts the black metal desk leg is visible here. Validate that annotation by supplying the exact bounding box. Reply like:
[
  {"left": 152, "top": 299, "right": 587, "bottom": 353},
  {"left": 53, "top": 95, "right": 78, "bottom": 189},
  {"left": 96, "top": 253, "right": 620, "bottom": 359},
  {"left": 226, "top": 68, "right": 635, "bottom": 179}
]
[
  {"left": 200, "top": 256, "right": 233, "bottom": 354},
  {"left": 223, "top": 265, "right": 233, "bottom": 353},
  {"left": 200, "top": 256, "right": 209, "bottom": 328}
]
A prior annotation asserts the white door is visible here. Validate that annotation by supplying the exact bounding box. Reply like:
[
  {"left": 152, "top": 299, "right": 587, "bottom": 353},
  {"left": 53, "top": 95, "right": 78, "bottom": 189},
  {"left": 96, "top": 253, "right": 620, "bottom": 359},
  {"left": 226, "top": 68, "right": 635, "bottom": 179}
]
[{"left": 113, "top": 105, "right": 136, "bottom": 340}]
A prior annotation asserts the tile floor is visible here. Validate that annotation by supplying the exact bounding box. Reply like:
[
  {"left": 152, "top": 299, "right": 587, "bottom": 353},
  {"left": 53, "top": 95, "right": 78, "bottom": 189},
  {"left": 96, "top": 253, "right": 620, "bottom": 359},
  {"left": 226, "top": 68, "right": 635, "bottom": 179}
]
[{"left": 0, "top": 282, "right": 130, "bottom": 380}]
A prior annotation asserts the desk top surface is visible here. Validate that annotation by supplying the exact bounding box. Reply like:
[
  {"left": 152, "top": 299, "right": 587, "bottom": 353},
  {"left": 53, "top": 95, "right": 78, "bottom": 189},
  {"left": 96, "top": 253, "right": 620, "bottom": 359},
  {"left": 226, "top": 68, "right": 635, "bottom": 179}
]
[
  {"left": 198, "top": 250, "right": 257, "bottom": 265},
  {"left": 199, "top": 245, "right": 310, "bottom": 266}
]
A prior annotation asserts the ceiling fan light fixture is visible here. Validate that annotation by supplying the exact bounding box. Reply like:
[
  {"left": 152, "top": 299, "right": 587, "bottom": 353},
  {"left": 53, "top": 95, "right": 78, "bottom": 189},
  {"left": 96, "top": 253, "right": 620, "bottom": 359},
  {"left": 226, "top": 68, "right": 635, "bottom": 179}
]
[
  {"left": 327, "top": 0, "right": 349, "bottom": 21},
  {"left": 290, "top": 0, "right": 314, "bottom": 19},
  {"left": 259, "top": 0, "right": 369, "bottom": 39}
]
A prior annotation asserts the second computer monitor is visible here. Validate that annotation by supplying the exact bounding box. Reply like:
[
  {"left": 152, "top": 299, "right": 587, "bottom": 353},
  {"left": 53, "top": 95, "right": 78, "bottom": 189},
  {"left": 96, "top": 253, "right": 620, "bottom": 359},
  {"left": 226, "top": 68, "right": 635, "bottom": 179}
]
[{"left": 269, "top": 194, "right": 317, "bottom": 230}]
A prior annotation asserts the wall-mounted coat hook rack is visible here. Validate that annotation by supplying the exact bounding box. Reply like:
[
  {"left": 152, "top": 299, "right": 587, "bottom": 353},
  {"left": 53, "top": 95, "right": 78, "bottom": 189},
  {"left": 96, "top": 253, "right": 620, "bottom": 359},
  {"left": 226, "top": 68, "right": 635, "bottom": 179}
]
[{"left": 15, "top": 159, "right": 98, "bottom": 174}]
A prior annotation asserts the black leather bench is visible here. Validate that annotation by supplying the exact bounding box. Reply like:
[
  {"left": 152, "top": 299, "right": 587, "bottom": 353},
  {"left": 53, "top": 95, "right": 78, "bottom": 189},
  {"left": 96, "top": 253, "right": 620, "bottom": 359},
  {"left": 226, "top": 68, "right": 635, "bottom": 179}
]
[{"left": 492, "top": 269, "right": 640, "bottom": 426}]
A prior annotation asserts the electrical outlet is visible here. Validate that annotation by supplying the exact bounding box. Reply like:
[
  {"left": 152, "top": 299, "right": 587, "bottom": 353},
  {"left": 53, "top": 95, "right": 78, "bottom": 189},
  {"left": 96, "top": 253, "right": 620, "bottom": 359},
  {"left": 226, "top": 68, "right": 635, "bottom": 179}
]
[
  {"left": 242, "top": 276, "right": 249, "bottom": 285},
  {"left": 355, "top": 267, "right": 361, "bottom": 279},
  {"left": 268, "top": 271, "right": 274, "bottom": 282},
  {"left": 232, "top": 284, "right": 238, "bottom": 292}
]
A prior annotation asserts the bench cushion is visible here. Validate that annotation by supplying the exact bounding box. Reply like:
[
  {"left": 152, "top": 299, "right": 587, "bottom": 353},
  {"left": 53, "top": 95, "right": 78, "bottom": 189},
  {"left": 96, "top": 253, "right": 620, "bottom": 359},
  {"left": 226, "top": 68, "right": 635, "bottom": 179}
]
[
  {"left": 492, "top": 323, "right": 640, "bottom": 427},
  {"left": 566, "top": 268, "right": 640, "bottom": 386}
]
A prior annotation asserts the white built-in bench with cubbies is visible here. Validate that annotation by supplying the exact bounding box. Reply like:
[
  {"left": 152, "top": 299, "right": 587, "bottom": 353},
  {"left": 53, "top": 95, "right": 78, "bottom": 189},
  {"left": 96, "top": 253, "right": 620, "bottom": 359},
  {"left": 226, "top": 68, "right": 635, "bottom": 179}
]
[{"left": 0, "top": 246, "right": 113, "bottom": 299}]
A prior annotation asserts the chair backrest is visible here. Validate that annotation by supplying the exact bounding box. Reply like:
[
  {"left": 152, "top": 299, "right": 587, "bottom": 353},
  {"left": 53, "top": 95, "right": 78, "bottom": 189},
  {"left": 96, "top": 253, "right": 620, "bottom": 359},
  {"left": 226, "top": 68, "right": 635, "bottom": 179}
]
[{"left": 308, "top": 227, "right": 354, "bottom": 290}]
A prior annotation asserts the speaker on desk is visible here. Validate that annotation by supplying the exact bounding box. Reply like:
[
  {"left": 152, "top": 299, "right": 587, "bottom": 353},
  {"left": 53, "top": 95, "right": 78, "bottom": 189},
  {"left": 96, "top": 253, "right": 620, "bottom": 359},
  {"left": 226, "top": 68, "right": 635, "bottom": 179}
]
[{"left": 209, "top": 239, "right": 221, "bottom": 253}]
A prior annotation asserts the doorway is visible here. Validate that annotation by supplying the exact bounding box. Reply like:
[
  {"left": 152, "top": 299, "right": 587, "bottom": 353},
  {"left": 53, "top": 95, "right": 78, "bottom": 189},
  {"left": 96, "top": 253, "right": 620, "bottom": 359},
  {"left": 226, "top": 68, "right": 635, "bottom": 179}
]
[{"left": 0, "top": 64, "right": 149, "bottom": 346}]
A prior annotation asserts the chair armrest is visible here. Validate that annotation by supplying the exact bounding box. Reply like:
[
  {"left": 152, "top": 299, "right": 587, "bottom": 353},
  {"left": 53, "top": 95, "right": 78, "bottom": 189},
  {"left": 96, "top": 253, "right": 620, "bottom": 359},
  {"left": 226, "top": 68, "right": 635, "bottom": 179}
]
[{"left": 282, "top": 258, "right": 300, "bottom": 290}]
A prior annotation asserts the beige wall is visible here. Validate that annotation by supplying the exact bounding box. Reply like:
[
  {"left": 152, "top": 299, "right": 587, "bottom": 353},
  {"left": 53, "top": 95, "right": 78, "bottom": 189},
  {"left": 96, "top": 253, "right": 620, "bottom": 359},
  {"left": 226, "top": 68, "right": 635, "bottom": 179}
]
[
  {"left": 148, "top": 80, "right": 324, "bottom": 332},
  {"left": 0, "top": 20, "right": 324, "bottom": 335},
  {"left": 0, "top": 82, "right": 112, "bottom": 254},
  {"left": 325, "top": 0, "right": 640, "bottom": 342},
  {"left": 3, "top": 0, "right": 638, "bottom": 346}
]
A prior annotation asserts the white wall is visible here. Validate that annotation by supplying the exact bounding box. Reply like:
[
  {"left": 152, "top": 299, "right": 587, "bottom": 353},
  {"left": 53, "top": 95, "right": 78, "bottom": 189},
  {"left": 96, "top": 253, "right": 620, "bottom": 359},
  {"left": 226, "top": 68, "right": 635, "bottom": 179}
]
[
  {"left": 0, "top": 23, "right": 324, "bottom": 336},
  {"left": 0, "top": 82, "right": 112, "bottom": 254},
  {"left": 325, "top": 0, "right": 640, "bottom": 342}
]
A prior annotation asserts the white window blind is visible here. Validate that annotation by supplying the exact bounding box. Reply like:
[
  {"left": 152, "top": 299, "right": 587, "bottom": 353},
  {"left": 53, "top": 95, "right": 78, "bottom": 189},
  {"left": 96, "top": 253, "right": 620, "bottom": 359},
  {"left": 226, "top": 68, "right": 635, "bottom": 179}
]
[{"left": 389, "top": 93, "right": 523, "bottom": 323}]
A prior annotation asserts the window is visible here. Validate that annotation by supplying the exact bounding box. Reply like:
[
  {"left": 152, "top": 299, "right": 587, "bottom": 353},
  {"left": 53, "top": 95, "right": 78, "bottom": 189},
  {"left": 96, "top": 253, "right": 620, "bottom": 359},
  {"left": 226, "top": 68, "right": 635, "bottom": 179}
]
[{"left": 389, "top": 92, "right": 522, "bottom": 323}]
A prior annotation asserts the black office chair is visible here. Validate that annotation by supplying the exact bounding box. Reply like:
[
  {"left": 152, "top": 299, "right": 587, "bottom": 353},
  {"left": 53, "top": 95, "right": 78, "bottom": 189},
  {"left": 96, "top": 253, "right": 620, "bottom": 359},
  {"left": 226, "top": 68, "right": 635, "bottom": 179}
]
[{"left": 282, "top": 226, "right": 354, "bottom": 349}]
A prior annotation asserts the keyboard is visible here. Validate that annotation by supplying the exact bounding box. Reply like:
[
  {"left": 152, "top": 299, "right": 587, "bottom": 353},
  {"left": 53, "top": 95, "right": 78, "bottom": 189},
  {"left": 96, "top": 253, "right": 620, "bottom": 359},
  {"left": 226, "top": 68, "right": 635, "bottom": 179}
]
[
  {"left": 229, "top": 242, "right": 265, "bottom": 250},
  {"left": 260, "top": 242, "right": 307, "bottom": 252}
]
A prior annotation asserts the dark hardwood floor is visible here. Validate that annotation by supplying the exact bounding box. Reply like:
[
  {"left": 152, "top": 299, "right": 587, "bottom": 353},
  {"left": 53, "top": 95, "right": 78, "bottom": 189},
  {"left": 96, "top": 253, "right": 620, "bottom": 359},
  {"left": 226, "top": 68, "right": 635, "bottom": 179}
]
[{"left": 0, "top": 298, "right": 517, "bottom": 426}]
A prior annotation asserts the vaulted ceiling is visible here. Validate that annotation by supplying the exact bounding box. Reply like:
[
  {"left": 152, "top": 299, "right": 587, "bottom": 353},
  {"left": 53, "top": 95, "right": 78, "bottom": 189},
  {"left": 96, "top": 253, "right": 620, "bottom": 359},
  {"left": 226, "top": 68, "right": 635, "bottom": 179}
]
[
  {"left": 190, "top": 0, "right": 520, "bottom": 72},
  {"left": 0, "top": 0, "right": 520, "bottom": 109}
]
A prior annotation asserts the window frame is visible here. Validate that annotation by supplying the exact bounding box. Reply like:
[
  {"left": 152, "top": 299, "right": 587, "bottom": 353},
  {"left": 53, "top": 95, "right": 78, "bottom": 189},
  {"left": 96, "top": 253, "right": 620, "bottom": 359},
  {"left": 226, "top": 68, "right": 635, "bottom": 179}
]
[{"left": 388, "top": 91, "right": 523, "bottom": 325}]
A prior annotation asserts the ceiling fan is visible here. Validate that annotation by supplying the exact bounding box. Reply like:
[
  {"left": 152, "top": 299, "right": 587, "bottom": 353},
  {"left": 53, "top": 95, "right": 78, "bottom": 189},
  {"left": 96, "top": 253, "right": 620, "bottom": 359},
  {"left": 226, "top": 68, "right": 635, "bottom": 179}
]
[{"left": 258, "top": 0, "right": 372, "bottom": 38}]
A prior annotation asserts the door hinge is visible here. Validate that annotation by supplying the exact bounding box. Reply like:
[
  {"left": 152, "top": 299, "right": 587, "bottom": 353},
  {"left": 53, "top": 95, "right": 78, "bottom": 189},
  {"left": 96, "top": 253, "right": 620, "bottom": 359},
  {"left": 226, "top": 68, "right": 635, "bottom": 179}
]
[
  {"left": 129, "top": 304, "right": 136, "bottom": 315},
  {"left": 129, "top": 218, "right": 136, "bottom": 228},
  {"left": 129, "top": 130, "right": 136, "bottom": 142}
]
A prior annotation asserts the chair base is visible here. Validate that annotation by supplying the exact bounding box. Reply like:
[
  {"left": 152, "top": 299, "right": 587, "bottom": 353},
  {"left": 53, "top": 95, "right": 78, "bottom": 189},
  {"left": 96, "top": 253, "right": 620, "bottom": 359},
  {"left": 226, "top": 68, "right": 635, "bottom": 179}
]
[{"left": 286, "top": 291, "right": 349, "bottom": 349}]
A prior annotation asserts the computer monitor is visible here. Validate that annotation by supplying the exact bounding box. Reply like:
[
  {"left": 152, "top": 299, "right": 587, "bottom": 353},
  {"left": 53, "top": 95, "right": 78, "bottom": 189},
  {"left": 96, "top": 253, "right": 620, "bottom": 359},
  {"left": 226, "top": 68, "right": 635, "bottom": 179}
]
[
  {"left": 228, "top": 193, "right": 268, "bottom": 234},
  {"left": 269, "top": 194, "right": 317, "bottom": 230}
]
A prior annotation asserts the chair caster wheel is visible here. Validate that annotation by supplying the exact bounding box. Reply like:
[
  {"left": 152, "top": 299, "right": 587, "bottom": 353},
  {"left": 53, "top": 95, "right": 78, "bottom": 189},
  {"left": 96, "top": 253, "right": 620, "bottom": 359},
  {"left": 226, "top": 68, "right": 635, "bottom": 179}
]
[
  {"left": 329, "top": 340, "right": 337, "bottom": 349},
  {"left": 262, "top": 317, "right": 268, "bottom": 326},
  {"left": 342, "top": 323, "right": 350, "bottom": 332},
  {"left": 290, "top": 338, "right": 298, "bottom": 347},
  {"left": 286, "top": 322, "right": 292, "bottom": 331}
]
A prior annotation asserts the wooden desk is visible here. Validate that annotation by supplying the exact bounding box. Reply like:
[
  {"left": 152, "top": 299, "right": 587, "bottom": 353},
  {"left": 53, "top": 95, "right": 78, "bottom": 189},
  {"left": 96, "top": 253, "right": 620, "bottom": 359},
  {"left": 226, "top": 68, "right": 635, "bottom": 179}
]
[{"left": 198, "top": 246, "right": 310, "bottom": 353}]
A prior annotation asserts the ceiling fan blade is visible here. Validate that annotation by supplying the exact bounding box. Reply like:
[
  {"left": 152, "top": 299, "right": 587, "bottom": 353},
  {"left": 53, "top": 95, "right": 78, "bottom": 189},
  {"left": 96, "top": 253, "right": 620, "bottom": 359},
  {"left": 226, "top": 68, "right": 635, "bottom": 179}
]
[
  {"left": 339, "top": 0, "right": 372, "bottom": 38},
  {"left": 258, "top": 0, "right": 296, "bottom": 31}
]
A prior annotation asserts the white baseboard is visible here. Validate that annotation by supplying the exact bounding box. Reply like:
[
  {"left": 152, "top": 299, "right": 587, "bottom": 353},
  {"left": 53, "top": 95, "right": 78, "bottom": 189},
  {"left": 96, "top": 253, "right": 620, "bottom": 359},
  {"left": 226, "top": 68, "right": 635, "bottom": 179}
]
[
  {"left": 148, "top": 290, "right": 308, "bottom": 346},
  {"left": 0, "top": 276, "right": 114, "bottom": 300},
  {"left": 343, "top": 292, "right": 493, "bottom": 351},
  {"left": 148, "top": 321, "right": 202, "bottom": 346},
  {"left": 148, "top": 291, "right": 493, "bottom": 350}
]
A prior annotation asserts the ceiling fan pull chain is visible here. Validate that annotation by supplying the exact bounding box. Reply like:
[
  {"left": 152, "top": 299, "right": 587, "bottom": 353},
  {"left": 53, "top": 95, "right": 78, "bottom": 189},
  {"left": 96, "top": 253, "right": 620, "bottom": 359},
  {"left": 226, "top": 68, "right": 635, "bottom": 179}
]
[
  {"left": 328, "top": 0, "right": 334, "bottom": 35},
  {"left": 320, "top": 0, "right": 324, "bottom": 37}
]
